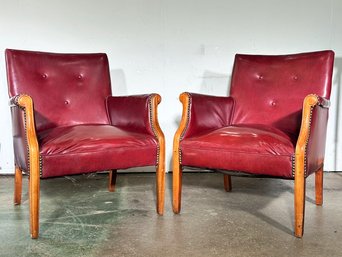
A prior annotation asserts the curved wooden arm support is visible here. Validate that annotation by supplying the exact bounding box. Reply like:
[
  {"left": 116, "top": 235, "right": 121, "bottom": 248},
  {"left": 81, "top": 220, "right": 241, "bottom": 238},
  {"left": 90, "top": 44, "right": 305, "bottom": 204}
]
[
  {"left": 149, "top": 94, "right": 165, "bottom": 215},
  {"left": 294, "top": 94, "right": 329, "bottom": 238},
  {"left": 12, "top": 94, "right": 40, "bottom": 239},
  {"left": 172, "top": 92, "right": 191, "bottom": 214}
]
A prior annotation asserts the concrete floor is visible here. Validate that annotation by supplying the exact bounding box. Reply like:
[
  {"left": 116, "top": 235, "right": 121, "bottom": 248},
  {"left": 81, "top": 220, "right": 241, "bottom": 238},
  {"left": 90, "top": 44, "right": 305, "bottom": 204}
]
[{"left": 0, "top": 172, "right": 341, "bottom": 257}]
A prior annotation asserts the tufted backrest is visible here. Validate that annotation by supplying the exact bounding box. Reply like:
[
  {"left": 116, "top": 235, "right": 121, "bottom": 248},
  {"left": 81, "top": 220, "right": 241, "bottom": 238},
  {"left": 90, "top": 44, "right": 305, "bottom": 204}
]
[
  {"left": 6, "top": 49, "right": 112, "bottom": 132},
  {"left": 230, "top": 51, "right": 334, "bottom": 137}
]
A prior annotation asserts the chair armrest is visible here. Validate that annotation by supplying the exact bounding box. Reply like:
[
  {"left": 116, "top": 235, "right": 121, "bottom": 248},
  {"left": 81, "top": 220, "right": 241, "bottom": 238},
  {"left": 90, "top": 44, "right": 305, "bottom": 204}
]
[
  {"left": 106, "top": 94, "right": 164, "bottom": 138},
  {"left": 9, "top": 94, "right": 40, "bottom": 174},
  {"left": 175, "top": 92, "right": 235, "bottom": 141},
  {"left": 295, "top": 94, "right": 330, "bottom": 178}
]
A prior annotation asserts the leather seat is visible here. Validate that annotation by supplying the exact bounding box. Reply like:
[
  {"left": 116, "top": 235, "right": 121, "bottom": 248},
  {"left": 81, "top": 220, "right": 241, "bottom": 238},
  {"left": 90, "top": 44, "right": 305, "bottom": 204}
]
[
  {"left": 181, "top": 124, "right": 296, "bottom": 178},
  {"left": 39, "top": 125, "right": 158, "bottom": 178}
]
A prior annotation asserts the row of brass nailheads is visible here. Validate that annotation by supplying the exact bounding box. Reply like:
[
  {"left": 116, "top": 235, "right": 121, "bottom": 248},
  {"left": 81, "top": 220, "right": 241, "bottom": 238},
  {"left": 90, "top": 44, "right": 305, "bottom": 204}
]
[
  {"left": 13, "top": 95, "right": 43, "bottom": 177},
  {"left": 292, "top": 95, "right": 317, "bottom": 177},
  {"left": 179, "top": 93, "right": 192, "bottom": 164},
  {"left": 148, "top": 95, "right": 160, "bottom": 167}
]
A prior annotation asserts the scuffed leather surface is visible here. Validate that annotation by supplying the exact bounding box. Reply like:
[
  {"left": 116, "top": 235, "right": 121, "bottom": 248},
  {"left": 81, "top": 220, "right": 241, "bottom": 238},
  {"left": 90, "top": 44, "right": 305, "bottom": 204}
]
[
  {"left": 107, "top": 95, "right": 155, "bottom": 136},
  {"left": 182, "top": 93, "right": 234, "bottom": 139},
  {"left": 180, "top": 51, "right": 334, "bottom": 178},
  {"left": 38, "top": 125, "right": 157, "bottom": 178},
  {"left": 181, "top": 124, "right": 295, "bottom": 177},
  {"left": 306, "top": 106, "right": 329, "bottom": 176},
  {"left": 6, "top": 49, "right": 112, "bottom": 132}
]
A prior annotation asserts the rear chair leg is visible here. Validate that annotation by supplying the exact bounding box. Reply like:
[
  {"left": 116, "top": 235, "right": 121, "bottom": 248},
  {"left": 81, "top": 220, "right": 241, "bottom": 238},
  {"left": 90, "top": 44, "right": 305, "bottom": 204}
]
[
  {"left": 223, "top": 174, "right": 232, "bottom": 192},
  {"left": 14, "top": 166, "right": 23, "bottom": 205},
  {"left": 108, "top": 170, "right": 117, "bottom": 192}
]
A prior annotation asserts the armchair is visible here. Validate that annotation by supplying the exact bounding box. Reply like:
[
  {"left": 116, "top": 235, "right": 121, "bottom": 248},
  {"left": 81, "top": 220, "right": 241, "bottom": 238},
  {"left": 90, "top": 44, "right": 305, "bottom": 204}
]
[
  {"left": 173, "top": 51, "right": 334, "bottom": 237},
  {"left": 5, "top": 49, "right": 165, "bottom": 238}
]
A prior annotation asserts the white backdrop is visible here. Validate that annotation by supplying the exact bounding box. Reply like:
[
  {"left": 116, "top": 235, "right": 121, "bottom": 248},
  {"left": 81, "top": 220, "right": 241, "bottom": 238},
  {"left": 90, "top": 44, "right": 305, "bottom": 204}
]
[{"left": 1, "top": 0, "right": 342, "bottom": 173}]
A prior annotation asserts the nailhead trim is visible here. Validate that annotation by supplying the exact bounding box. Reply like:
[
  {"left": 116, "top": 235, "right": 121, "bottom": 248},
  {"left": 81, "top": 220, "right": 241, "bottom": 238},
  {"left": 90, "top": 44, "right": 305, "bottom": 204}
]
[
  {"left": 148, "top": 95, "right": 160, "bottom": 166},
  {"left": 178, "top": 93, "right": 192, "bottom": 165},
  {"left": 180, "top": 93, "right": 192, "bottom": 141},
  {"left": 12, "top": 96, "right": 42, "bottom": 177},
  {"left": 292, "top": 95, "right": 317, "bottom": 178}
]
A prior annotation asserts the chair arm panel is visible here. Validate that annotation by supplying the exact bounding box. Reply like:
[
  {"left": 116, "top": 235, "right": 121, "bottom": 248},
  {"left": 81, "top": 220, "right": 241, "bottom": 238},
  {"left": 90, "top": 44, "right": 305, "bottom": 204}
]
[
  {"left": 106, "top": 94, "right": 160, "bottom": 136},
  {"left": 9, "top": 94, "right": 40, "bottom": 175},
  {"left": 106, "top": 94, "right": 165, "bottom": 173},
  {"left": 177, "top": 92, "right": 235, "bottom": 140},
  {"left": 295, "top": 94, "right": 330, "bottom": 178}
]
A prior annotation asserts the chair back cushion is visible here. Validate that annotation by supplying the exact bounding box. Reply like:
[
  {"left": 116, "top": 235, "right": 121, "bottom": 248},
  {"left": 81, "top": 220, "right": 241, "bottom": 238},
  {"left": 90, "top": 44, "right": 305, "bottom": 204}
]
[
  {"left": 6, "top": 49, "right": 112, "bottom": 132},
  {"left": 230, "top": 51, "right": 334, "bottom": 137}
]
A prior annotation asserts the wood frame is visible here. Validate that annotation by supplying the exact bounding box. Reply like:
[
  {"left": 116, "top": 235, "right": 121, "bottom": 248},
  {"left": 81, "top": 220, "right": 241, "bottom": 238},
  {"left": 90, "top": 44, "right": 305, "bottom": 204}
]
[
  {"left": 294, "top": 94, "right": 327, "bottom": 237},
  {"left": 173, "top": 93, "right": 329, "bottom": 238},
  {"left": 150, "top": 94, "right": 166, "bottom": 215},
  {"left": 13, "top": 94, "right": 40, "bottom": 239},
  {"left": 172, "top": 92, "right": 190, "bottom": 213}
]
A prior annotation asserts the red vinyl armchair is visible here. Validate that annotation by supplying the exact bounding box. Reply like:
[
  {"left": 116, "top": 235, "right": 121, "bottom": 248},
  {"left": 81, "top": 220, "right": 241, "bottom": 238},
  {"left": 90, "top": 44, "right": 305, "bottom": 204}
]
[
  {"left": 173, "top": 51, "right": 334, "bottom": 237},
  {"left": 5, "top": 49, "right": 165, "bottom": 238}
]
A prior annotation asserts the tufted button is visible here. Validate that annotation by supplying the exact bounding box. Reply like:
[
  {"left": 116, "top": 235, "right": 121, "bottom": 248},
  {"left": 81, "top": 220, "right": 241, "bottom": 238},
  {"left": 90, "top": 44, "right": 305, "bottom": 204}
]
[
  {"left": 293, "top": 75, "right": 298, "bottom": 80},
  {"left": 42, "top": 74, "right": 47, "bottom": 79},
  {"left": 270, "top": 100, "right": 276, "bottom": 106},
  {"left": 77, "top": 74, "right": 83, "bottom": 79},
  {"left": 64, "top": 100, "right": 69, "bottom": 105},
  {"left": 258, "top": 75, "right": 263, "bottom": 80}
]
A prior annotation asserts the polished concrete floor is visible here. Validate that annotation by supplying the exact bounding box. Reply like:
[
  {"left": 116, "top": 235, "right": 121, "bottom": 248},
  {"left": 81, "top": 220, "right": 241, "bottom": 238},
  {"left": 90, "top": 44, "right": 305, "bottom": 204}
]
[{"left": 0, "top": 172, "right": 341, "bottom": 257}]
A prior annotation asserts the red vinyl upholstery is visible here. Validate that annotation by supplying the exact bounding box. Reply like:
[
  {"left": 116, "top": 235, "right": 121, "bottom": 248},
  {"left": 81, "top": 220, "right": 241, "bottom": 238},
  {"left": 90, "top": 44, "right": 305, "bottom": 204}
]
[
  {"left": 180, "top": 51, "right": 334, "bottom": 178},
  {"left": 6, "top": 49, "right": 165, "bottom": 238},
  {"left": 174, "top": 51, "right": 334, "bottom": 237}
]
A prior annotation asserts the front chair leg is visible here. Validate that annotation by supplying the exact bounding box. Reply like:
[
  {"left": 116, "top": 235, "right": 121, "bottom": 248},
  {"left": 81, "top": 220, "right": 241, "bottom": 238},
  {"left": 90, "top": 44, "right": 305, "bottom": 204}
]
[
  {"left": 29, "top": 167, "right": 40, "bottom": 239},
  {"left": 172, "top": 163, "right": 182, "bottom": 214},
  {"left": 294, "top": 174, "right": 306, "bottom": 238},
  {"left": 223, "top": 174, "right": 232, "bottom": 192},
  {"left": 14, "top": 166, "right": 23, "bottom": 205},
  {"left": 156, "top": 163, "right": 165, "bottom": 215},
  {"left": 108, "top": 170, "right": 117, "bottom": 192},
  {"left": 315, "top": 167, "right": 323, "bottom": 206}
]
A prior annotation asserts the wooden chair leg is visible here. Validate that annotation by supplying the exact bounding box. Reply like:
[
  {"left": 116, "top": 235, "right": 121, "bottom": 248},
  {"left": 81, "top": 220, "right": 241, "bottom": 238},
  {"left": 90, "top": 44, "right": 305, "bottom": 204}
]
[
  {"left": 108, "top": 170, "right": 117, "bottom": 192},
  {"left": 156, "top": 163, "right": 165, "bottom": 215},
  {"left": 315, "top": 167, "right": 323, "bottom": 206},
  {"left": 14, "top": 166, "right": 23, "bottom": 205},
  {"left": 172, "top": 163, "right": 182, "bottom": 214},
  {"left": 294, "top": 173, "right": 306, "bottom": 238},
  {"left": 223, "top": 174, "right": 232, "bottom": 192},
  {"left": 29, "top": 167, "right": 40, "bottom": 239}
]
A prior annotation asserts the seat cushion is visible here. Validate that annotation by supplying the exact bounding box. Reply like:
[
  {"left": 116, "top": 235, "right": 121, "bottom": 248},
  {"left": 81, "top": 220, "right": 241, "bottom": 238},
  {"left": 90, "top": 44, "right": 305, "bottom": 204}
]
[
  {"left": 180, "top": 124, "right": 296, "bottom": 178},
  {"left": 38, "top": 125, "right": 157, "bottom": 178}
]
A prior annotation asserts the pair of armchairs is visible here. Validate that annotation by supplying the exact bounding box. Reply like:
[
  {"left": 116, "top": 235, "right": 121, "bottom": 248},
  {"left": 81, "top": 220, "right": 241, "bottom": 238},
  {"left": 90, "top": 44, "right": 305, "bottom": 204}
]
[{"left": 5, "top": 49, "right": 334, "bottom": 239}]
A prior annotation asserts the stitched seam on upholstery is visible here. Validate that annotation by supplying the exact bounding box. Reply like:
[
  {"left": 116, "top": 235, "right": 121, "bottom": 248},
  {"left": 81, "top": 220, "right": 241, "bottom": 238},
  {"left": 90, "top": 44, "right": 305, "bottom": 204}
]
[
  {"left": 228, "top": 97, "right": 236, "bottom": 126},
  {"left": 148, "top": 95, "right": 159, "bottom": 166},
  {"left": 40, "top": 146, "right": 156, "bottom": 157},
  {"left": 180, "top": 146, "right": 293, "bottom": 157}
]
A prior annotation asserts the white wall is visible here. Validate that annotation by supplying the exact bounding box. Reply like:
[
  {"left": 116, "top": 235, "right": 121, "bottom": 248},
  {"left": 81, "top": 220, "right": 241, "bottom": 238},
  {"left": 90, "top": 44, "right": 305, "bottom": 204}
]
[{"left": 1, "top": 0, "right": 342, "bottom": 173}]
